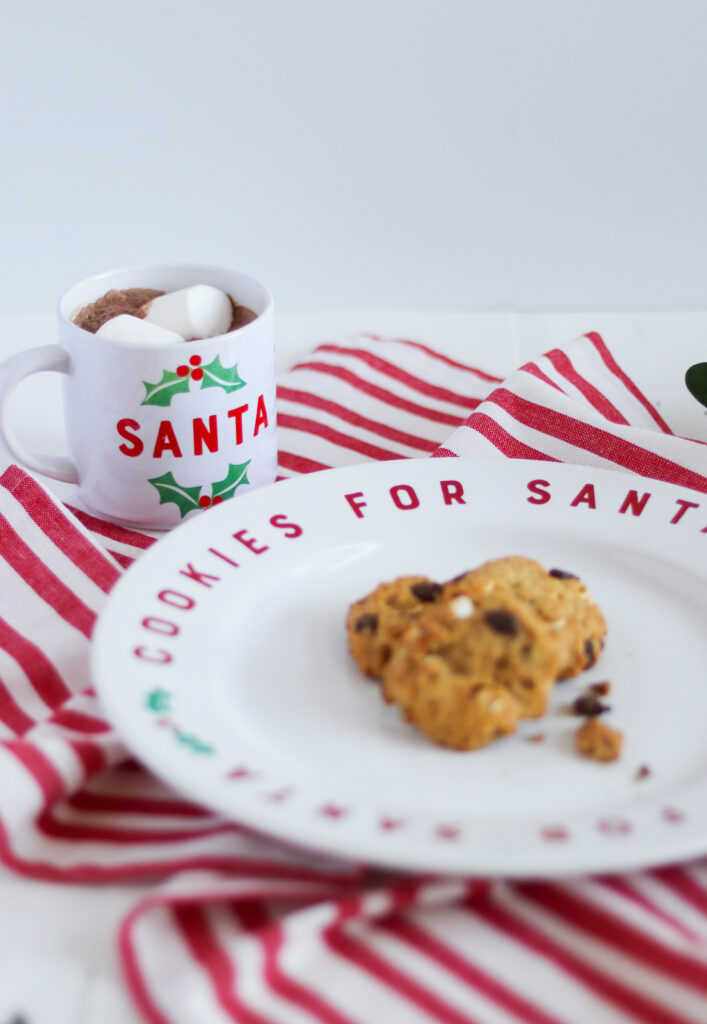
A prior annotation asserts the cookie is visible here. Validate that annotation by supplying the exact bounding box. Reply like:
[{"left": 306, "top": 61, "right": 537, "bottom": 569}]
[
  {"left": 450, "top": 557, "right": 607, "bottom": 680},
  {"left": 382, "top": 579, "right": 564, "bottom": 729},
  {"left": 346, "top": 576, "right": 444, "bottom": 677}
]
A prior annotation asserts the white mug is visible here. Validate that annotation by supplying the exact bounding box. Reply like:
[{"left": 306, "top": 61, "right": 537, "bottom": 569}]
[{"left": 0, "top": 264, "right": 276, "bottom": 530}]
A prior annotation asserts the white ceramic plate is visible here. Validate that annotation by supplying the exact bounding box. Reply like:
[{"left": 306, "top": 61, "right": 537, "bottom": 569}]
[{"left": 92, "top": 459, "right": 707, "bottom": 877}]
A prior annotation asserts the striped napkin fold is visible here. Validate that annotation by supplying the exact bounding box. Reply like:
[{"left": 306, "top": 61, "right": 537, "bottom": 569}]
[
  {"left": 0, "top": 331, "right": 705, "bottom": 1024},
  {"left": 433, "top": 332, "right": 707, "bottom": 491}
]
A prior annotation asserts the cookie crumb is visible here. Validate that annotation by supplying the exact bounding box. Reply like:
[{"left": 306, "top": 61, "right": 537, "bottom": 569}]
[
  {"left": 634, "top": 764, "right": 652, "bottom": 781},
  {"left": 590, "top": 681, "right": 612, "bottom": 696},
  {"left": 549, "top": 568, "right": 579, "bottom": 580},
  {"left": 575, "top": 718, "right": 623, "bottom": 762},
  {"left": 527, "top": 732, "right": 545, "bottom": 743},
  {"left": 572, "top": 693, "right": 610, "bottom": 717}
]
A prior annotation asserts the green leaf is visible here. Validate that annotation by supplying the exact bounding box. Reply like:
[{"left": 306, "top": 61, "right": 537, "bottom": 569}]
[
  {"left": 199, "top": 355, "right": 247, "bottom": 394},
  {"left": 211, "top": 461, "right": 251, "bottom": 502},
  {"left": 145, "top": 688, "right": 171, "bottom": 713},
  {"left": 148, "top": 471, "right": 203, "bottom": 518},
  {"left": 685, "top": 363, "right": 707, "bottom": 409},
  {"left": 175, "top": 731, "right": 214, "bottom": 755},
  {"left": 141, "top": 369, "right": 191, "bottom": 407}
]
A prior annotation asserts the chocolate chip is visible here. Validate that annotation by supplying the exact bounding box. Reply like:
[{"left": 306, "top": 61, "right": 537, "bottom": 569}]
[
  {"left": 590, "top": 681, "right": 612, "bottom": 696},
  {"left": 572, "top": 693, "right": 610, "bottom": 716},
  {"left": 410, "top": 582, "right": 442, "bottom": 603},
  {"left": 354, "top": 613, "right": 378, "bottom": 632},
  {"left": 549, "top": 568, "right": 579, "bottom": 580},
  {"left": 584, "top": 638, "right": 598, "bottom": 668},
  {"left": 485, "top": 610, "right": 521, "bottom": 636}
]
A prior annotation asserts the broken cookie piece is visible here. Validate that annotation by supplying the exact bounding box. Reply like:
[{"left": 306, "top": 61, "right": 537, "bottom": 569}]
[
  {"left": 575, "top": 718, "right": 623, "bottom": 762},
  {"left": 571, "top": 693, "right": 611, "bottom": 717}
]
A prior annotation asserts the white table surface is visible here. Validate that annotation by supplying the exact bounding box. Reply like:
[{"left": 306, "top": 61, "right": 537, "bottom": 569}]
[{"left": 0, "top": 309, "right": 705, "bottom": 1022}]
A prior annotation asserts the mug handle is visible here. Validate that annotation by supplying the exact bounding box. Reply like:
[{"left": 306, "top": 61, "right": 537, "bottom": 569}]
[{"left": 0, "top": 345, "right": 79, "bottom": 483}]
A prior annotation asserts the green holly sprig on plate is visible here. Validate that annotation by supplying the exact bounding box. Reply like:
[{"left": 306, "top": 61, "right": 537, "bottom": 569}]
[{"left": 144, "top": 689, "right": 214, "bottom": 755}]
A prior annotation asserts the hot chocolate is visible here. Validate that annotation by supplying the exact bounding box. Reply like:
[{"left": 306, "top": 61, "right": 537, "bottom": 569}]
[{"left": 73, "top": 287, "right": 257, "bottom": 337}]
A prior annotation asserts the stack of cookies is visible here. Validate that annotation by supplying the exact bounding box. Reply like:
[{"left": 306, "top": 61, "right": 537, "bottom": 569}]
[{"left": 346, "top": 557, "right": 607, "bottom": 751}]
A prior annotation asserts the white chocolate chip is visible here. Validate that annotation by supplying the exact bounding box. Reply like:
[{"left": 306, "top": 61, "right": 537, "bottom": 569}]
[
  {"left": 550, "top": 619, "right": 567, "bottom": 629},
  {"left": 450, "top": 595, "right": 475, "bottom": 619}
]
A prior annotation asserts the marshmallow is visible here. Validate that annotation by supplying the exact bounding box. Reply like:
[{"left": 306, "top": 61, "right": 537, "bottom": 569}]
[
  {"left": 96, "top": 314, "right": 183, "bottom": 345},
  {"left": 142, "top": 285, "right": 233, "bottom": 341}
]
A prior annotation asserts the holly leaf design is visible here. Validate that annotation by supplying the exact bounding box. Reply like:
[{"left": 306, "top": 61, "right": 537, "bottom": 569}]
[
  {"left": 145, "top": 688, "right": 171, "bottom": 713},
  {"left": 211, "top": 461, "right": 251, "bottom": 502},
  {"left": 175, "top": 731, "right": 214, "bottom": 755},
  {"left": 199, "top": 355, "right": 247, "bottom": 394},
  {"left": 148, "top": 471, "right": 203, "bottom": 518},
  {"left": 685, "top": 363, "right": 707, "bottom": 409},
  {"left": 141, "top": 369, "right": 191, "bottom": 407}
]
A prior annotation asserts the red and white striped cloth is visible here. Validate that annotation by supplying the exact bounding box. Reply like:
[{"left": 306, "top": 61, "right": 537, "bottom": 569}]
[{"left": 0, "top": 331, "right": 706, "bottom": 1024}]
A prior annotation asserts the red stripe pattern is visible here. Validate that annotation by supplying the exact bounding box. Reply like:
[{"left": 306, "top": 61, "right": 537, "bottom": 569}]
[
  {"left": 0, "top": 331, "right": 705, "bottom": 1023},
  {"left": 276, "top": 335, "right": 492, "bottom": 478},
  {"left": 435, "top": 333, "right": 707, "bottom": 496}
]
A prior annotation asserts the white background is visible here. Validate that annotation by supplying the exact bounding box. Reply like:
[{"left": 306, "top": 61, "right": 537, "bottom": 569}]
[{"left": 1, "top": 0, "right": 707, "bottom": 314}]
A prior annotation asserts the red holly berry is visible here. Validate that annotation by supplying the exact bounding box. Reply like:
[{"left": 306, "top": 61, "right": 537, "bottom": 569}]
[
  {"left": 198, "top": 496, "right": 211, "bottom": 508},
  {"left": 176, "top": 365, "right": 189, "bottom": 378},
  {"left": 212, "top": 496, "right": 223, "bottom": 505},
  {"left": 191, "top": 368, "right": 204, "bottom": 381},
  {"left": 189, "top": 354, "right": 202, "bottom": 366}
]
